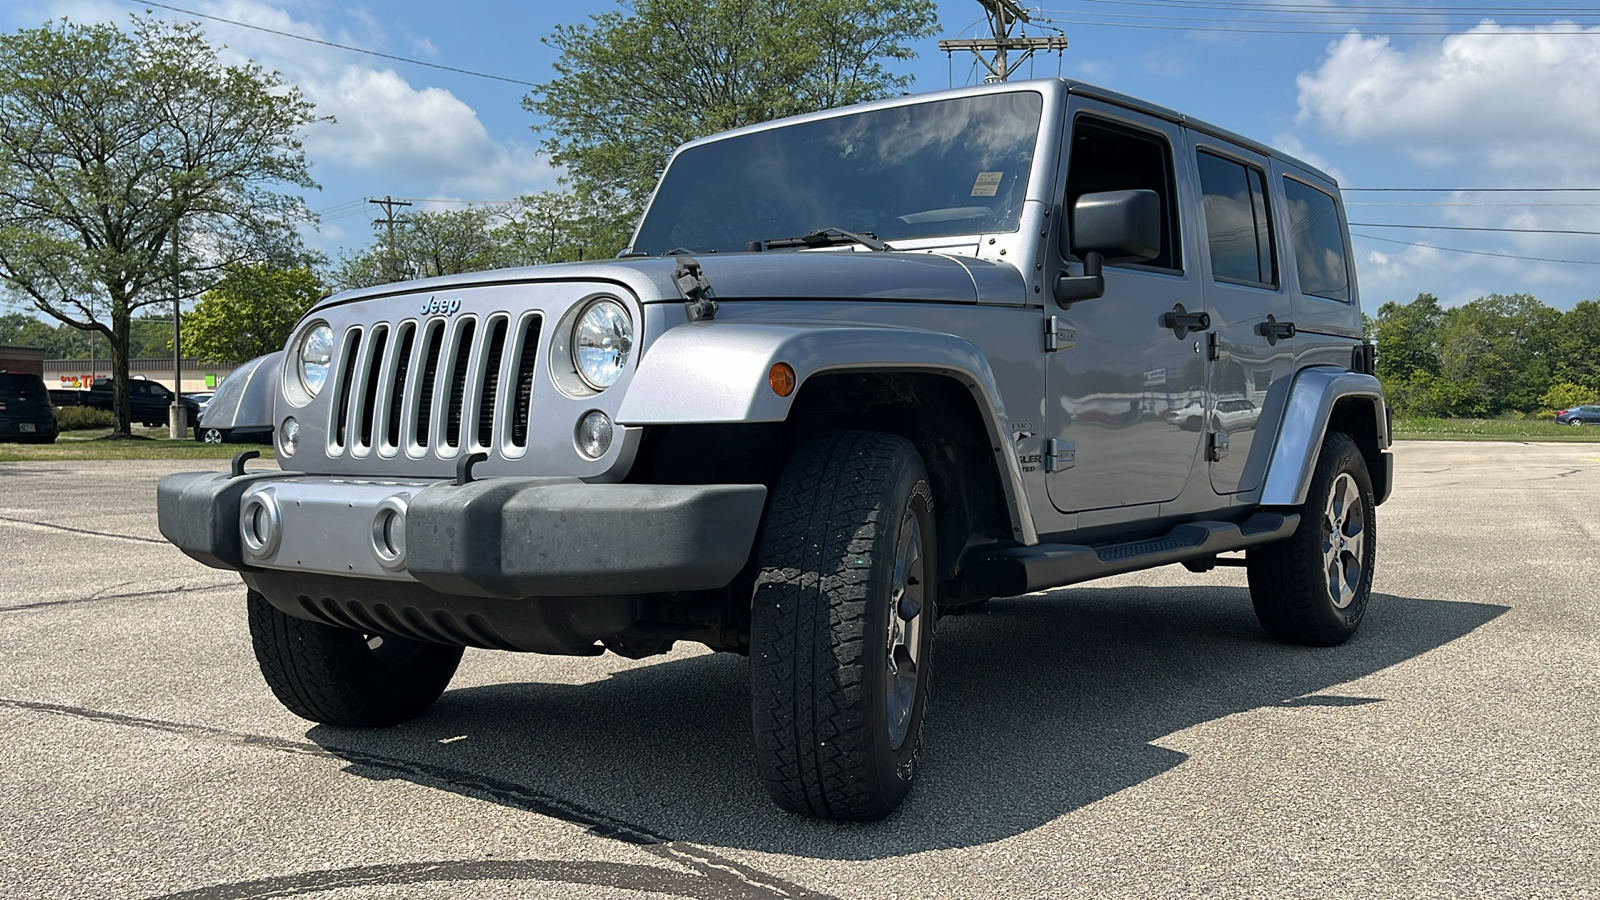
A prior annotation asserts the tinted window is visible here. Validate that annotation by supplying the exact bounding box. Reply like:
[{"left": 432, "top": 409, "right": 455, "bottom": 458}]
[
  {"left": 1197, "top": 151, "right": 1276, "bottom": 287},
  {"left": 0, "top": 373, "right": 48, "bottom": 403},
  {"left": 634, "top": 92, "right": 1044, "bottom": 254},
  {"left": 1283, "top": 178, "right": 1350, "bottom": 301},
  {"left": 1063, "top": 117, "right": 1181, "bottom": 270}
]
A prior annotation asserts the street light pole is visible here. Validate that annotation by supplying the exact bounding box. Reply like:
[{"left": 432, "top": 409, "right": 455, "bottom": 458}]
[{"left": 170, "top": 188, "right": 184, "bottom": 439}]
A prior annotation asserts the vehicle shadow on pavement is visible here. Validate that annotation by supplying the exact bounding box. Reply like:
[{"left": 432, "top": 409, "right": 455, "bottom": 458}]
[{"left": 306, "top": 586, "right": 1505, "bottom": 860}]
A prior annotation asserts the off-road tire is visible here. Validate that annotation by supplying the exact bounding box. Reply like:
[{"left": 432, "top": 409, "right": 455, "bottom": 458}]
[
  {"left": 247, "top": 590, "right": 463, "bottom": 727},
  {"left": 1247, "top": 431, "right": 1376, "bottom": 646},
  {"left": 751, "top": 431, "right": 936, "bottom": 820}
]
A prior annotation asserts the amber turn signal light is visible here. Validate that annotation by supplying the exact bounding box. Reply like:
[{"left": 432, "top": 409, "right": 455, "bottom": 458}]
[{"left": 768, "top": 362, "right": 796, "bottom": 397}]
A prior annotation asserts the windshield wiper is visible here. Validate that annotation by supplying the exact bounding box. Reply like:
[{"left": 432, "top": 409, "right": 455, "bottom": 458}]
[{"left": 762, "top": 227, "right": 892, "bottom": 252}]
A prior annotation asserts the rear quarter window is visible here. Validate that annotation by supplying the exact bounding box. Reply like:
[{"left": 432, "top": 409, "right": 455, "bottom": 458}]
[{"left": 1283, "top": 178, "right": 1350, "bottom": 302}]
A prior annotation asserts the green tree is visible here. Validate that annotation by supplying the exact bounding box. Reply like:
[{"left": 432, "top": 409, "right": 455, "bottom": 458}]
[
  {"left": 1374, "top": 293, "right": 1443, "bottom": 385},
  {"left": 333, "top": 206, "right": 507, "bottom": 291},
  {"left": 1433, "top": 293, "right": 1560, "bottom": 416},
  {"left": 183, "top": 263, "right": 325, "bottom": 364},
  {"left": 0, "top": 16, "right": 320, "bottom": 434},
  {"left": 526, "top": 0, "right": 939, "bottom": 236},
  {"left": 493, "top": 190, "right": 634, "bottom": 265},
  {"left": 1552, "top": 299, "right": 1600, "bottom": 394}
]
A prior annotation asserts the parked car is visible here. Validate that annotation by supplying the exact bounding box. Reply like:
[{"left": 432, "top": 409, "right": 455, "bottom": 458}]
[
  {"left": 158, "top": 78, "right": 1391, "bottom": 821},
  {"left": 191, "top": 354, "right": 278, "bottom": 444},
  {"left": 84, "top": 377, "right": 201, "bottom": 426},
  {"left": 0, "top": 371, "right": 59, "bottom": 444},
  {"left": 1554, "top": 405, "right": 1600, "bottom": 426},
  {"left": 187, "top": 392, "right": 215, "bottom": 415}
]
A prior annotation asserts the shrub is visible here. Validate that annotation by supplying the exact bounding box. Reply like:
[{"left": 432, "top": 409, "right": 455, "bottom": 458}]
[{"left": 53, "top": 405, "right": 114, "bottom": 431}]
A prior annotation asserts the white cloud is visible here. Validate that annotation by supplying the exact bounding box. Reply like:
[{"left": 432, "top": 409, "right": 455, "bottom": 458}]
[
  {"left": 1296, "top": 22, "right": 1600, "bottom": 180},
  {"left": 1269, "top": 133, "right": 1346, "bottom": 184},
  {"left": 30, "top": 0, "right": 555, "bottom": 203}
]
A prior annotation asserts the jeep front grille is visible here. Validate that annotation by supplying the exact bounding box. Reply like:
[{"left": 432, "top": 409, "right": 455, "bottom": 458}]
[{"left": 327, "top": 314, "right": 541, "bottom": 460}]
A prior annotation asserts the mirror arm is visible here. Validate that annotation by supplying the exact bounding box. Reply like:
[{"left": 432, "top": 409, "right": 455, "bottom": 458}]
[{"left": 1053, "top": 251, "right": 1105, "bottom": 308}]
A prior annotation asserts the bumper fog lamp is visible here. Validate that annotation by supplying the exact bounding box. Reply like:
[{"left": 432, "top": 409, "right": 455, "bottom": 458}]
[
  {"left": 576, "top": 410, "right": 614, "bottom": 459},
  {"left": 279, "top": 417, "right": 300, "bottom": 458}
]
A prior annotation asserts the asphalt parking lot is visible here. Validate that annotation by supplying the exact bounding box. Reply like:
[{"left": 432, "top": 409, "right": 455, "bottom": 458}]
[{"left": 2, "top": 441, "right": 1596, "bottom": 899}]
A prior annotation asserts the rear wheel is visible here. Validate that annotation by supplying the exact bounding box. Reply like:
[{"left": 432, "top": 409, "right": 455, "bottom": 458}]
[
  {"left": 1247, "top": 432, "right": 1376, "bottom": 646},
  {"left": 750, "top": 431, "right": 936, "bottom": 820},
  {"left": 247, "top": 591, "right": 463, "bottom": 726}
]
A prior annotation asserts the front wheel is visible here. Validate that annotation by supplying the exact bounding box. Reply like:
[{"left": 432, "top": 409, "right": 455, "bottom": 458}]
[
  {"left": 750, "top": 431, "right": 937, "bottom": 820},
  {"left": 247, "top": 591, "right": 463, "bottom": 727},
  {"left": 1247, "top": 432, "right": 1376, "bottom": 646}
]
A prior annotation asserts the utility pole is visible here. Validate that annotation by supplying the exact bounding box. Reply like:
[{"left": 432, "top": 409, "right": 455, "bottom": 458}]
[
  {"left": 369, "top": 195, "right": 413, "bottom": 282},
  {"left": 939, "top": 0, "right": 1069, "bottom": 83}
]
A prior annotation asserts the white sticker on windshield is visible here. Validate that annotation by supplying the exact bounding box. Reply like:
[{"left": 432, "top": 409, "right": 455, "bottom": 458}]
[{"left": 971, "top": 171, "right": 1003, "bottom": 197}]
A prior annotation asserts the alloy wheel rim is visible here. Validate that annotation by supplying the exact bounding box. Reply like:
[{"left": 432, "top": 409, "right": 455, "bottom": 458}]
[
  {"left": 1322, "top": 472, "right": 1367, "bottom": 610},
  {"left": 885, "top": 509, "right": 925, "bottom": 750}
]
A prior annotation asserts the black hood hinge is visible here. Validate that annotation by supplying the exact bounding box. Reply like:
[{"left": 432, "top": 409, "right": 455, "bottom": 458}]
[{"left": 674, "top": 257, "right": 717, "bottom": 322}]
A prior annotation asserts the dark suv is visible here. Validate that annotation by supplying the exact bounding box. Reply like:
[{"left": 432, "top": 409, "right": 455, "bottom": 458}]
[
  {"left": 84, "top": 377, "right": 201, "bottom": 427},
  {"left": 0, "top": 372, "right": 59, "bottom": 443}
]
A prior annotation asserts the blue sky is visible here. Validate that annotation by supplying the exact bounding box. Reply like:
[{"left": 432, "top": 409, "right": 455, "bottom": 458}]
[{"left": 7, "top": 0, "right": 1600, "bottom": 311}]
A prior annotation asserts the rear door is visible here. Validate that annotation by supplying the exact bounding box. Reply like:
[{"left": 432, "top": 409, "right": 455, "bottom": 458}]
[
  {"left": 1187, "top": 137, "right": 1295, "bottom": 494},
  {"left": 1044, "top": 100, "right": 1204, "bottom": 513}
]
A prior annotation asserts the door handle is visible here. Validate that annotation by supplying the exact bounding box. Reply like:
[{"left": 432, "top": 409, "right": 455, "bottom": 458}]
[
  {"left": 1255, "top": 315, "right": 1296, "bottom": 344},
  {"left": 1160, "top": 303, "right": 1210, "bottom": 339}
]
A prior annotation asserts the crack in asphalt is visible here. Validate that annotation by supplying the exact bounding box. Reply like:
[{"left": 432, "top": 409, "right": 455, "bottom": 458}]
[
  {"left": 0, "top": 698, "right": 834, "bottom": 900},
  {"left": 0, "top": 581, "right": 233, "bottom": 613},
  {"left": 0, "top": 513, "right": 166, "bottom": 544}
]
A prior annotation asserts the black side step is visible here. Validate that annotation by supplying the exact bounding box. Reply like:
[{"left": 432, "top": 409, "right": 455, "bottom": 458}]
[{"left": 962, "top": 511, "right": 1300, "bottom": 597}]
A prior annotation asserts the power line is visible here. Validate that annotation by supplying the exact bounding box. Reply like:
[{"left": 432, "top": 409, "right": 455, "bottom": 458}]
[
  {"left": 126, "top": 0, "right": 540, "bottom": 88},
  {"left": 1030, "top": 14, "right": 1597, "bottom": 35},
  {"left": 1072, "top": 0, "right": 1600, "bottom": 15},
  {"left": 1350, "top": 232, "right": 1600, "bottom": 265},
  {"left": 1345, "top": 187, "right": 1600, "bottom": 192},
  {"left": 1068, "top": 0, "right": 1600, "bottom": 15},
  {"left": 1348, "top": 202, "right": 1600, "bottom": 207},
  {"left": 1350, "top": 222, "right": 1600, "bottom": 235}
]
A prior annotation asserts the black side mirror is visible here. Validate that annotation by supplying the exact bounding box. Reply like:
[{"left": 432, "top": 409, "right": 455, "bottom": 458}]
[{"left": 1053, "top": 189, "right": 1163, "bottom": 309}]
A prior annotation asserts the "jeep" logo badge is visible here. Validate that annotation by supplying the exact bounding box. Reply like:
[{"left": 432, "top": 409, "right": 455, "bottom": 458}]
[{"left": 420, "top": 296, "right": 461, "bottom": 317}]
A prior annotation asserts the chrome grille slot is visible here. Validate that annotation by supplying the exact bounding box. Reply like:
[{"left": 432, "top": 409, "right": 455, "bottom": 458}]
[
  {"left": 383, "top": 323, "right": 416, "bottom": 453},
  {"left": 474, "top": 316, "right": 509, "bottom": 451},
  {"left": 510, "top": 315, "right": 542, "bottom": 449},
  {"left": 443, "top": 318, "right": 476, "bottom": 451},
  {"left": 356, "top": 324, "right": 389, "bottom": 451},
  {"left": 330, "top": 327, "right": 363, "bottom": 451},
  {"left": 413, "top": 321, "right": 444, "bottom": 451}
]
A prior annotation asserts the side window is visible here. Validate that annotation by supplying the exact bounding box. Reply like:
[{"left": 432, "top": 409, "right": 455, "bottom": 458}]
[
  {"left": 1063, "top": 116, "right": 1181, "bottom": 271},
  {"left": 132, "top": 383, "right": 149, "bottom": 397},
  {"left": 1283, "top": 177, "right": 1350, "bottom": 302},
  {"left": 1197, "top": 150, "right": 1276, "bottom": 287}
]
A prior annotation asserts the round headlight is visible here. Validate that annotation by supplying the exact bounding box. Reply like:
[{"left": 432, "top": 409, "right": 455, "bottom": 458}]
[
  {"left": 572, "top": 300, "right": 632, "bottom": 390},
  {"left": 298, "top": 324, "right": 334, "bottom": 396}
]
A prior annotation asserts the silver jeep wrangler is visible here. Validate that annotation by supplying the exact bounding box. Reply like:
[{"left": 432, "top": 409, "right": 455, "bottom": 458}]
[{"left": 158, "top": 79, "right": 1390, "bottom": 821}]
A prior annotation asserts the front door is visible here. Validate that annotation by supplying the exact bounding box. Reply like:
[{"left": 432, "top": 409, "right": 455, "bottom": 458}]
[
  {"left": 1045, "top": 102, "right": 1204, "bottom": 514},
  {"left": 1188, "top": 139, "right": 1295, "bottom": 494}
]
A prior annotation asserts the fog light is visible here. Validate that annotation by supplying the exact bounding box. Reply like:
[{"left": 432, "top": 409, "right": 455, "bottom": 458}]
[
  {"left": 370, "top": 496, "right": 409, "bottom": 571},
  {"left": 239, "top": 491, "right": 281, "bottom": 558},
  {"left": 279, "top": 417, "right": 300, "bottom": 457},
  {"left": 576, "top": 410, "right": 614, "bottom": 459}
]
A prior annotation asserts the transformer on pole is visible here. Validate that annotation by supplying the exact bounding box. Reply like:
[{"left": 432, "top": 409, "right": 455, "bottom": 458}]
[{"left": 938, "top": 0, "right": 1069, "bottom": 83}]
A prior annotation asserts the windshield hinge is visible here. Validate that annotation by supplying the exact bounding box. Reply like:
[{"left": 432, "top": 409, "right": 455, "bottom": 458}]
[
  {"left": 675, "top": 257, "right": 717, "bottom": 322},
  {"left": 1045, "top": 316, "right": 1075, "bottom": 352}
]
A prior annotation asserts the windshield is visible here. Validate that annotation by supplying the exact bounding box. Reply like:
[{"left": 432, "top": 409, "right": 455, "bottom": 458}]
[{"left": 633, "top": 91, "right": 1045, "bottom": 255}]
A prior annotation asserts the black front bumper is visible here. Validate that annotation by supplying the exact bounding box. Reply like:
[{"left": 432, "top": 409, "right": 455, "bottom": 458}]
[{"left": 157, "top": 470, "right": 768, "bottom": 599}]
